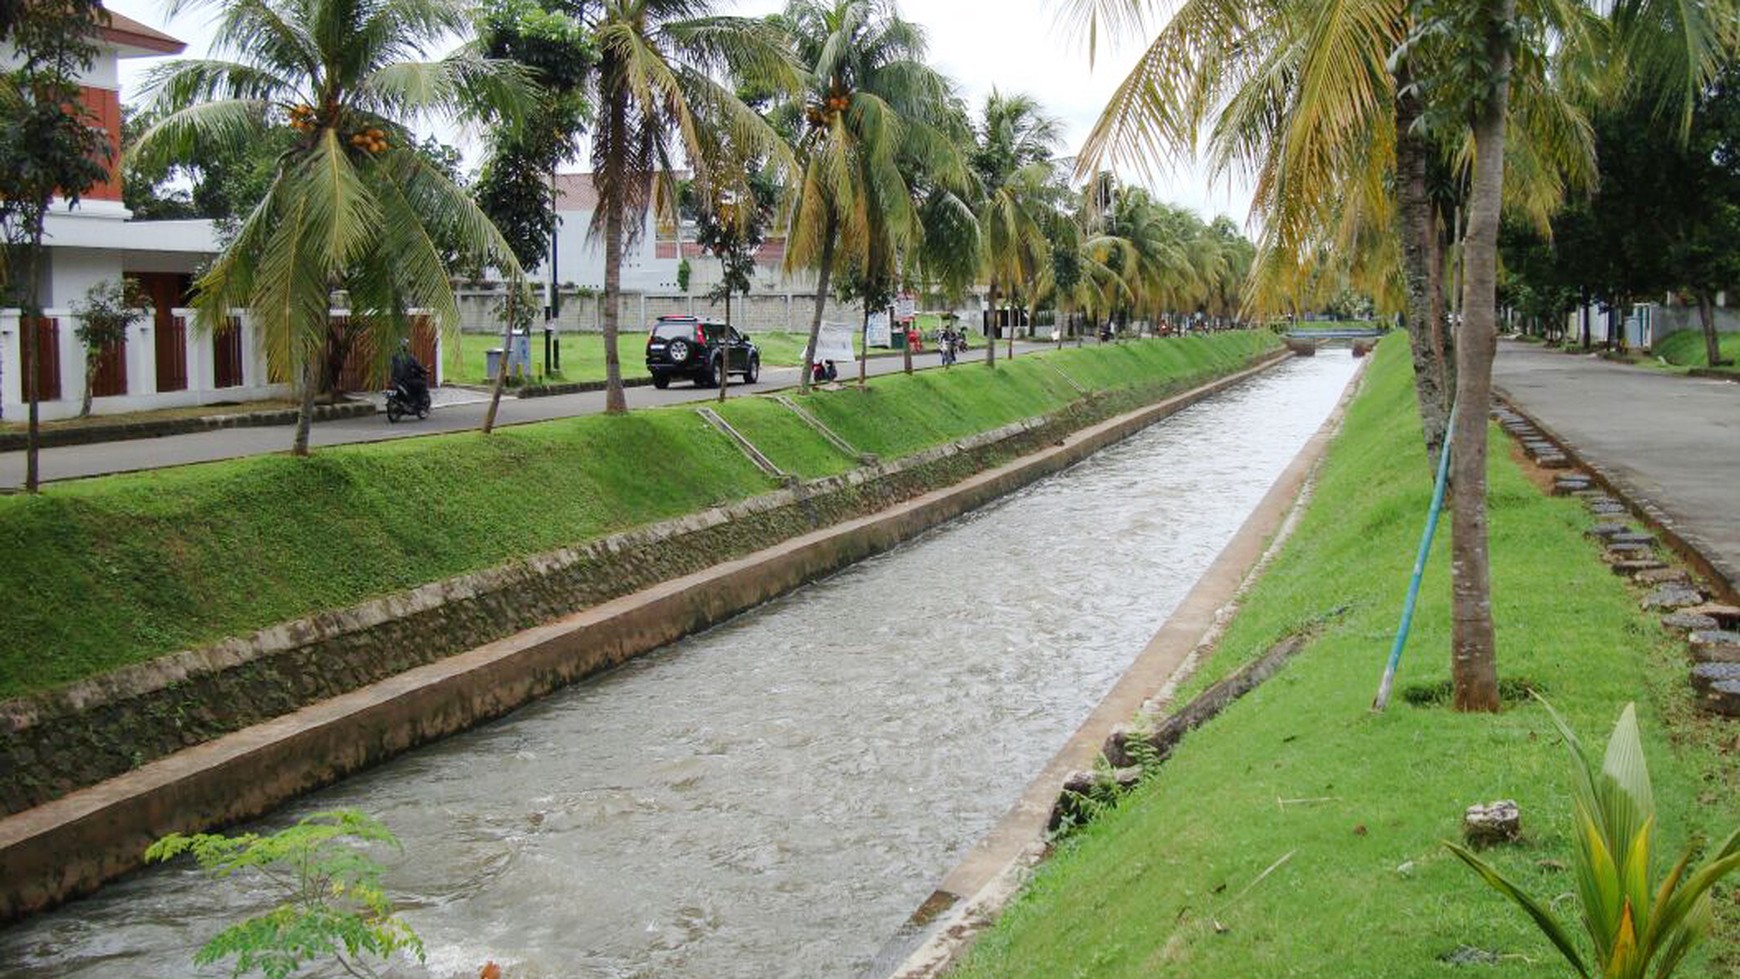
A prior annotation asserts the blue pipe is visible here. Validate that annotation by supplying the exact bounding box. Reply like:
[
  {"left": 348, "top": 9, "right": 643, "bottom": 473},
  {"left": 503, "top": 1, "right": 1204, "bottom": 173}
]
[{"left": 1373, "top": 404, "right": 1456, "bottom": 711}]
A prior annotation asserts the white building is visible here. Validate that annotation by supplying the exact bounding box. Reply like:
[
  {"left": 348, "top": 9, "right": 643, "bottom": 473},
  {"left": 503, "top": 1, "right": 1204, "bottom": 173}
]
[
  {"left": 0, "top": 11, "right": 291, "bottom": 422},
  {"left": 533, "top": 172, "right": 818, "bottom": 299},
  {"left": 536, "top": 173, "right": 683, "bottom": 295}
]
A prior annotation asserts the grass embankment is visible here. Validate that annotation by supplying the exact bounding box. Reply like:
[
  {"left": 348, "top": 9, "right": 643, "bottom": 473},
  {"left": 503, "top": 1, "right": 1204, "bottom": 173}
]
[
  {"left": 1652, "top": 329, "right": 1740, "bottom": 374},
  {"left": 0, "top": 332, "right": 1276, "bottom": 700},
  {"left": 953, "top": 336, "right": 1740, "bottom": 978}
]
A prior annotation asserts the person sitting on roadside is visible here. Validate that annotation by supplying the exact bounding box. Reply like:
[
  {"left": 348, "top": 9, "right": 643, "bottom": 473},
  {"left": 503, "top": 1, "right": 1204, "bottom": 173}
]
[{"left": 390, "top": 337, "right": 429, "bottom": 409}]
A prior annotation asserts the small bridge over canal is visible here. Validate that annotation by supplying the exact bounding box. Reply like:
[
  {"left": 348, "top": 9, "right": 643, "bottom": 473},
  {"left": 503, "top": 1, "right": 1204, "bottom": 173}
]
[{"left": 1284, "top": 326, "right": 1386, "bottom": 357}]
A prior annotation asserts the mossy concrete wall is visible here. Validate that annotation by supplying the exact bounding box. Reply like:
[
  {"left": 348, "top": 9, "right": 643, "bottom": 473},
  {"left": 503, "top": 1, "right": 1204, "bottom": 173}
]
[{"left": 0, "top": 351, "right": 1288, "bottom": 922}]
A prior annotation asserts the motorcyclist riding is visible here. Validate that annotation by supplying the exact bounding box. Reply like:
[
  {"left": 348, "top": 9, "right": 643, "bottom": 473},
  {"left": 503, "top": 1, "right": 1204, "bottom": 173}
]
[{"left": 389, "top": 337, "right": 430, "bottom": 413}]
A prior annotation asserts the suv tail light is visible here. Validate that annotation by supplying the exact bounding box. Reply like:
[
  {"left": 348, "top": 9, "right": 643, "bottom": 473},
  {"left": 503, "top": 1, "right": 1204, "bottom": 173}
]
[{"left": 695, "top": 326, "right": 706, "bottom": 343}]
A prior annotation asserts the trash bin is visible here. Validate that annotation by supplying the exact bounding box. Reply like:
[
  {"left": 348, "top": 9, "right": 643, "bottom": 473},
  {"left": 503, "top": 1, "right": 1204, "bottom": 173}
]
[
  {"left": 510, "top": 330, "right": 532, "bottom": 376},
  {"left": 485, "top": 347, "right": 505, "bottom": 379},
  {"left": 889, "top": 328, "right": 907, "bottom": 350}
]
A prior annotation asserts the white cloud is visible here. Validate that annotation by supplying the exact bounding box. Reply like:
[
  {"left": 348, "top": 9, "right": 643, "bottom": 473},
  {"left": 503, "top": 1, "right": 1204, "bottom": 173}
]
[{"left": 106, "top": 0, "right": 1254, "bottom": 225}]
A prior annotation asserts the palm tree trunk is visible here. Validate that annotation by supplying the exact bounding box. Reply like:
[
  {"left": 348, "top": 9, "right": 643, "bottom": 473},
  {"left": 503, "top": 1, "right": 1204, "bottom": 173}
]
[
  {"left": 985, "top": 279, "right": 998, "bottom": 368},
  {"left": 1699, "top": 290, "right": 1723, "bottom": 366},
  {"left": 800, "top": 209, "right": 839, "bottom": 394},
  {"left": 1449, "top": 0, "right": 1513, "bottom": 715},
  {"left": 601, "top": 186, "right": 628, "bottom": 414},
  {"left": 1394, "top": 60, "right": 1453, "bottom": 463},
  {"left": 291, "top": 345, "right": 319, "bottom": 457},
  {"left": 483, "top": 285, "right": 517, "bottom": 433}
]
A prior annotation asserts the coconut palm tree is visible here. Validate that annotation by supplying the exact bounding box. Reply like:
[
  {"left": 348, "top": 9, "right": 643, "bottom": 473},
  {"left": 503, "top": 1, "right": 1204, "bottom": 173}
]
[
  {"left": 779, "top": 0, "right": 967, "bottom": 391},
  {"left": 132, "top": 0, "right": 533, "bottom": 456},
  {"left": 1064, "top": 0, "right": 1734, "bottom": 712},
  {"left": 971, "top": 89, "right": 1063, "bottom": 364},
  {"left": 1065, "top": 0, "right": 1597, "bottom": 457},
  {"left": 585, "top": 0, "right": 797, "bottom": 413}
]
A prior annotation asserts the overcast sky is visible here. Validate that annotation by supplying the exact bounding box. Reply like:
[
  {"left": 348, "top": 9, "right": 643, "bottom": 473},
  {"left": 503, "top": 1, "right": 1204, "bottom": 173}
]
[{"left": 106, "top": 0, "right": 1255, "bottom": 225}]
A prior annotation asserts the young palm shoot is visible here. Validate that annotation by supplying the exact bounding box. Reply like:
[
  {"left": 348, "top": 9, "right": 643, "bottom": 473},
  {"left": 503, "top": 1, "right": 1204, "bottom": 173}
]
[{"left": 1446, "top": 698, "right": 1740, "bottom": 978}]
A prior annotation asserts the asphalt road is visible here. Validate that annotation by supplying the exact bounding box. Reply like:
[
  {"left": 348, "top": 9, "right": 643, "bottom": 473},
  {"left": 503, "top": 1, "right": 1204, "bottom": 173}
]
[
  {"left": 1493, "top": 339, "right": 1740, "bottom": 590},
  {"left": 0, "top": 340, "right": 1056, "bottom": 488}
]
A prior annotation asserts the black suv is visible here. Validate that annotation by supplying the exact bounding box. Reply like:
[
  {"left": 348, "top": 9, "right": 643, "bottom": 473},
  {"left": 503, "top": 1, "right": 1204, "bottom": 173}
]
[{"left": 644, "top": 315, "right": 761, "bottom": 389}]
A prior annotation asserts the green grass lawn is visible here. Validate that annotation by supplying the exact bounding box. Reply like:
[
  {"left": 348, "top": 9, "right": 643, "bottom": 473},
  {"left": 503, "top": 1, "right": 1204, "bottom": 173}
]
[
  {"left": 950, "top": 336, "right": 1740, "bottom": 978},
  {"left": 711, "top": 396, "right": 859, "bottom": 480},
  {"left": 449, "top": 331, "right": 828, "bottom": 385},
  {"left": 0, "top": 332, "right": 1278, "bottom": 701},
  {"left": 1652, "top": 329, "right": 1740, "bottom": 374}
]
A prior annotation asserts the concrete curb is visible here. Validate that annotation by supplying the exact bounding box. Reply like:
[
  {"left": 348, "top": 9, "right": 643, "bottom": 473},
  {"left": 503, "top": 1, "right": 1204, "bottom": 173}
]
[
  {"left": 514, "top": 375, "right": 654, "bottom": 398},
  {"left": 1493, "top": 388, "right": 1738, "bottom": 604},
  {"left": 0, "top": 349, "right": 1293, "bottom": 923},
  {"left": 0, "top": 401, "right": 376, "bottom": 452},
  {"left": 880, "top": 355, "right": 1370, "bottom": 979}
]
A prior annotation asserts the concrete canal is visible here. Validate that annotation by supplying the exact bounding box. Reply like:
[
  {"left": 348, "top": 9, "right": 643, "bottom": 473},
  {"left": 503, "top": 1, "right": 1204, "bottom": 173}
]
[{"left": 0, "top": 352, "right": 1360, "bottom": 979}]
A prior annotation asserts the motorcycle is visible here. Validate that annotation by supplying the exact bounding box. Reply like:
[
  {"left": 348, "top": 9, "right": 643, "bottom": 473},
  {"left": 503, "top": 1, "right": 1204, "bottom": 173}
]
[
  {"left": 810, "top": 359, "right": 839, "bottom": 384},
  {"left": 938, "top": 330, "right": 961, "bottom": 366},
  {"left": 384, "top": 370, "right": 431, "bottom": 423}
]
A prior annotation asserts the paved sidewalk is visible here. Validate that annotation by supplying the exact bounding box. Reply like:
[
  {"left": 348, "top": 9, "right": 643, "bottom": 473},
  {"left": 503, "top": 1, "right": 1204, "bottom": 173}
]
[
  {"left": 1493, "top": 339, "right": 1740, "bottom": 592},
  {"left": 0, "top": 340, "right": 1058, "bottom": 488}
]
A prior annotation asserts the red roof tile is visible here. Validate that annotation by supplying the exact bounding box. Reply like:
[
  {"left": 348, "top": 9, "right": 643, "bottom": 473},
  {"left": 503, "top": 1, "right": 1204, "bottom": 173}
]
[{"left": 100, "top": 9, "right": 185, "bottom": 55}]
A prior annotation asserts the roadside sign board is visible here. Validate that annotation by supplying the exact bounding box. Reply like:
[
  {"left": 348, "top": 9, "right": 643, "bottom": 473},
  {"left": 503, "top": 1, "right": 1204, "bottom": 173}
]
[
  {"left": 894, "top": 294, "right": 917, "bottom": 322},
  {"left": 813, "top": 321, "right": 858, "bottom": 363},
  {"left": 867, "top": 311, "right": 893, "bottom": 347}
]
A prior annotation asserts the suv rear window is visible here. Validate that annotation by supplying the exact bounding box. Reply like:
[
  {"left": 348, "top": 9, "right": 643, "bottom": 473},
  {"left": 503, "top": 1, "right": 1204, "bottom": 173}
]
[{"left": 652, "top": 319, "right": 700, "bottom": 340}]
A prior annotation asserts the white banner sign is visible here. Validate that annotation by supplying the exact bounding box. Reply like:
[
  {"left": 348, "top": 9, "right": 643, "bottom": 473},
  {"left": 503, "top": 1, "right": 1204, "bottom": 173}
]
[
  {"left": 812, "top": 321, "right": 858, "bottom": 363},
  {"left": 867, "top": 311, "right": 893, "bottom": 347},
  {"left": 894, "top": 293, "right": 917, "bottom": 322}
]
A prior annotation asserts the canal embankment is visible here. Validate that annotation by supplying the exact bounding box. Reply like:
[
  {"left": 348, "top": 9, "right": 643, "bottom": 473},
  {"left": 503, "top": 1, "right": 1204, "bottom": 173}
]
[
  {"left": 931, "top": 336, "right": 1740, "bottom": 978},
  {"left": 0, "top": 333, "right": 1286, "bottom": 922}
]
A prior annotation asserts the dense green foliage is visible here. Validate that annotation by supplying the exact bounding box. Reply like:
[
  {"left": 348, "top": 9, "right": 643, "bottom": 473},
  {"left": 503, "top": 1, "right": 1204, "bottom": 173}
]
[
  {"left": 473, "top": 0, "right": 596, "bottom": 270},
  {"left": 0, "top": 333, "right": 1275, "bottom": 700},
  {"left": 952, "top": 336, "right": 1740, "bottom": 977}
]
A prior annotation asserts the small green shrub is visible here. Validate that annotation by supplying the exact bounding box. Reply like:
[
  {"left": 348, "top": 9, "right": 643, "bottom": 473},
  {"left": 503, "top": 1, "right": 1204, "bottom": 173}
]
[{"left": 145, "top": 810, "right": 423, "bottom": 979}]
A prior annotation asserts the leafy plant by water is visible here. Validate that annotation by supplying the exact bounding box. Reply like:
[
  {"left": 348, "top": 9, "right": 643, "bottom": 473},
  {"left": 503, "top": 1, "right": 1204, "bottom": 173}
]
[
  {"left": 1446, "top": 699, "right": 1740, "bottom": 978},
  {"left": 145, "top": 809, "right": 423, "bottom": 979}
]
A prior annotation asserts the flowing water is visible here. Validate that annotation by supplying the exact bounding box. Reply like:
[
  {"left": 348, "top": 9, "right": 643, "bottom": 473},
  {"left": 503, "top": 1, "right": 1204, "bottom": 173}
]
[{"left": 0, "top": 352, "right": 1359, "bottom": 979}]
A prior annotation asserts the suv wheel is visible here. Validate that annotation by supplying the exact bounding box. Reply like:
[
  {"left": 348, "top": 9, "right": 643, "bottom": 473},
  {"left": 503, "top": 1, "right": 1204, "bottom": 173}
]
[
  {"left": 696, "top": 357, "right": 718, "bottom": 388},
  {"left": 652, "top": 373, "right": 670, "bottom": 390},
  {"left": 666, "top": 338, "right": 692, "bottom": 365},
  {"left": 743, "top": 355, "right": 759, "bottom": 384}
]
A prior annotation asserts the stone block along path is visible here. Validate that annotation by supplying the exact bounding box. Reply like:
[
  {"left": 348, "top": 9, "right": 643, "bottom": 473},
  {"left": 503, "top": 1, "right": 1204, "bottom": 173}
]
[{"left": 1494, "top": 340, "right": 1739, "bottom": 595}]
